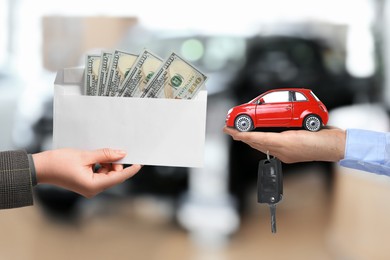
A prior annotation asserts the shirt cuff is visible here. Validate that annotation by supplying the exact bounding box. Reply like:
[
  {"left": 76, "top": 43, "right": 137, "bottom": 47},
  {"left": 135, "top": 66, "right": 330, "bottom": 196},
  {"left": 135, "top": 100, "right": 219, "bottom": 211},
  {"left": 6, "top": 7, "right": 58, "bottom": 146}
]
[
  {"left": 339, "top": 128, "right": 390, "bottom": 175},
  {"left": 27, "top": 154, "right": 37, "bottom": 186}
]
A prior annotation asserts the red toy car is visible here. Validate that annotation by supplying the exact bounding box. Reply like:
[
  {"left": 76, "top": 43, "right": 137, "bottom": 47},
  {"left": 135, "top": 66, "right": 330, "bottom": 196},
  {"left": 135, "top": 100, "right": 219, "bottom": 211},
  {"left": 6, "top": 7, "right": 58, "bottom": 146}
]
[{"left": 225, "top": 88, "right": 328, "bottom": 132}]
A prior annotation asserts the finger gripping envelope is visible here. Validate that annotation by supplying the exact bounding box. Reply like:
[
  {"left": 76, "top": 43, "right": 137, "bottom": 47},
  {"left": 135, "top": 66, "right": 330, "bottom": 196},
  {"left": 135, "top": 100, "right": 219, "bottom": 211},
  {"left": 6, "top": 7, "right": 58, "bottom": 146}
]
[{"left": 53, "top": 68, "right": 207, "bottom": 167}]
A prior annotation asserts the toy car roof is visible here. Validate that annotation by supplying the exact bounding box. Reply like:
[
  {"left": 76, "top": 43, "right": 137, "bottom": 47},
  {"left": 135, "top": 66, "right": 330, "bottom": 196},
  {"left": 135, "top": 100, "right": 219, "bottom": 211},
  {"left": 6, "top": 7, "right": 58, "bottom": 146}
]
[{"left": 265, "top": 88, "right": 312, "bottom": 92}]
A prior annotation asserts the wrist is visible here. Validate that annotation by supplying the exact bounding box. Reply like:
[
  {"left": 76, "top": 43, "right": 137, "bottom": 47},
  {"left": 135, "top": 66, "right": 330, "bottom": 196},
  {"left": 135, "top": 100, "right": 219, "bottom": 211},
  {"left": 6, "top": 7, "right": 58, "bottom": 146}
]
[
  {"left": 334, "top": 128, "right": 346, "bottom": 161},
  {"left": 32, "top": 150, "right": 53, "bottom": 184}
]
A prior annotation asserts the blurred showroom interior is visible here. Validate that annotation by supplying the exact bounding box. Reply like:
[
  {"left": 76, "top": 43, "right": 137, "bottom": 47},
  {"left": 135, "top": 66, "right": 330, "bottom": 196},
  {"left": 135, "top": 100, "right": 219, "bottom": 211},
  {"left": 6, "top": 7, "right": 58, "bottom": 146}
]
[{"left": 1, "top": 0, "right": 390, "bottom": 259}]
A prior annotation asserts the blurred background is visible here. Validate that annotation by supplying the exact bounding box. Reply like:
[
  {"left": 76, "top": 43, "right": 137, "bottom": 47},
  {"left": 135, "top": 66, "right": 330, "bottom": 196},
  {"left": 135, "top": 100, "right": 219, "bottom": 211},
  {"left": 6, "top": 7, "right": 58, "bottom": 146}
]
[{"left": 1, "top": 0, "right": 390, "bottom": 259}]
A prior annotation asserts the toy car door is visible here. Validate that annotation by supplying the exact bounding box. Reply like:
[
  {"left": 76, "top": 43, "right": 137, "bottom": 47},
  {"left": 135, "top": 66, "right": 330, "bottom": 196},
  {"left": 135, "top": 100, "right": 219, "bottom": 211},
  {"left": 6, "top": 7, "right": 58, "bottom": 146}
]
[{"left": 254, "top": 90, "right": 293, "bottom": 126}]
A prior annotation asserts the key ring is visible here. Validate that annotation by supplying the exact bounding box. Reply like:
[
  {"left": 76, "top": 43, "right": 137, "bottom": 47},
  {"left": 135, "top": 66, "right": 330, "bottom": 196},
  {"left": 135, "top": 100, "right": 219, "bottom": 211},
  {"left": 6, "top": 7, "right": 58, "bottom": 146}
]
[{"left": 266, "top": 150, "right": 271, "bottom": 160}]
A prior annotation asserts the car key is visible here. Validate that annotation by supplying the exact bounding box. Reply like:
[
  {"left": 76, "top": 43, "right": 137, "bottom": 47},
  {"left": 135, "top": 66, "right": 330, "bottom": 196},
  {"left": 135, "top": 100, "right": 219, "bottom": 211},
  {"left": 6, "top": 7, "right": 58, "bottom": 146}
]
[{"left": 257, "top": 155, "right": 283, "bottom": 233}]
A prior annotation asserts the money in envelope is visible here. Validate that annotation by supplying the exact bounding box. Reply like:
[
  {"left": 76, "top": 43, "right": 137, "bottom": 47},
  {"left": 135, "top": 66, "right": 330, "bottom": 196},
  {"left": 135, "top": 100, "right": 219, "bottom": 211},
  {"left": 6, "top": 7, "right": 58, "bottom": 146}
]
[{"left": 53, "top": 67, "right": 208, "bottom": 167}]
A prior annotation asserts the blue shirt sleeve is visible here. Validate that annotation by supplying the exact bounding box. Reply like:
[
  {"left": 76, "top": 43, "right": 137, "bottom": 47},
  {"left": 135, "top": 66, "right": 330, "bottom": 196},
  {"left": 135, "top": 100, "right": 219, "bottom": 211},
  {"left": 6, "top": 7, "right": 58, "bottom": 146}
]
[{"left": 339, "top": 128, "right": 390, "bottom": 176}]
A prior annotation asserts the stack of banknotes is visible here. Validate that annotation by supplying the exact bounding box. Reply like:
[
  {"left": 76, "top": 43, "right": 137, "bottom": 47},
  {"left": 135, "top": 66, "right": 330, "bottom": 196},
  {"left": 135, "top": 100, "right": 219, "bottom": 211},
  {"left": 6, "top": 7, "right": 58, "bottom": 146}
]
[{"left": 84, "top": 49, "right": 207, "bottom": 99}]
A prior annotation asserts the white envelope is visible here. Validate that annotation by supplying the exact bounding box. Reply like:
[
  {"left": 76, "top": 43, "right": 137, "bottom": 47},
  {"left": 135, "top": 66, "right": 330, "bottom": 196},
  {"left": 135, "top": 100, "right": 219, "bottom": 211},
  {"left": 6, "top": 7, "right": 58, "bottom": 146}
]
[{"left": 53, "top": 68, "right": 207, "bottom": 167}]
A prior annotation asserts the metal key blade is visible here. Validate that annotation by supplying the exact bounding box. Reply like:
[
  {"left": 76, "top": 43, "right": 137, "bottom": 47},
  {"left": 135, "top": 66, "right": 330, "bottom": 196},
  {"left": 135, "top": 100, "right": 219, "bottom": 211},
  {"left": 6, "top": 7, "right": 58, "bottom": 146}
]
[{"left": 270, "top": 204, "right": 277, "bottom": 233}]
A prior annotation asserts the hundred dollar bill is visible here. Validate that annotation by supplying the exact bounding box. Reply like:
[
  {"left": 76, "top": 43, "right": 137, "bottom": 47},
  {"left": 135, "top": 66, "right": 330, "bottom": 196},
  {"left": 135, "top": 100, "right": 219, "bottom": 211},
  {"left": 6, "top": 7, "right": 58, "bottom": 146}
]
[
  {"left": 96, "top": 51, "right": 113, "bottom": 96},
  {"left": 118, "top": 49, "right": 163, "bottom": 97},
  {"left": 141, "top": 52, "right": 207, "bottom": 99},
  {"left": 105, "top": 50, "right": 138, "bottom": 96},
  {"left": 84, "top": 54, "right": 101, "bottom": 96}
]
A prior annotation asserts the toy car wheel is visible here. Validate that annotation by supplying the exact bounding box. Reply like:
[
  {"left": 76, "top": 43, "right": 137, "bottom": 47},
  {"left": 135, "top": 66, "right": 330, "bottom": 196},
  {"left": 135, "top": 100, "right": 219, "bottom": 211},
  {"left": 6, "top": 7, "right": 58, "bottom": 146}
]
[
  {"left": 235, "top": 115, "right": 253, "bottom": 132},
  {"left": 303, "top": 115, "right": 322, "bottom": 132}
]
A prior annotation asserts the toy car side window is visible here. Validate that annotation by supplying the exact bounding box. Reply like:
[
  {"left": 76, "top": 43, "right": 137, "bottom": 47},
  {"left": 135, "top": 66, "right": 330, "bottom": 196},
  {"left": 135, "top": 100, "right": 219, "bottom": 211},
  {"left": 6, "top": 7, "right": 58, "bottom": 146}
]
[
  {"left": 294, "top": 91, "right": 308, "bottom": 102},
  {"left": 262, "top": 91, "right": 290, "bottom": 103}
]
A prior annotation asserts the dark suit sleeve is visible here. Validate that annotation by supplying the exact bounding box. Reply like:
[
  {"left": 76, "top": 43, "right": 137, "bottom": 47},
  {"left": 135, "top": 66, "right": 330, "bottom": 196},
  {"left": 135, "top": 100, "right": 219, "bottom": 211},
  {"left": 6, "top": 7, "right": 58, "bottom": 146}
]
[{"left": 0, "top": 150, "right": 33, "bottom": 209}]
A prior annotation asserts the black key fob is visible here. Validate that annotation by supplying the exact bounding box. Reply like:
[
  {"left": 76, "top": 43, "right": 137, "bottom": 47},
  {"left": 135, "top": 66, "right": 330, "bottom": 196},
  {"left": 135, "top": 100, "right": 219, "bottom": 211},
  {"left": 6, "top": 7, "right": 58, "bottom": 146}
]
[{"left": 257, "top": 157, "right": 283, "bottom": 204}]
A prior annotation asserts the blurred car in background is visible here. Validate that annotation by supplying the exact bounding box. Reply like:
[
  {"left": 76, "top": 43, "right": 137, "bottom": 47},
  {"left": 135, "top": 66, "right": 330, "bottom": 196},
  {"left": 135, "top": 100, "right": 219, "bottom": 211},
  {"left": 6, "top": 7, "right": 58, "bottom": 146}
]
[{"left": 229, "top": 36, "right": 359, "bottom": 107}]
